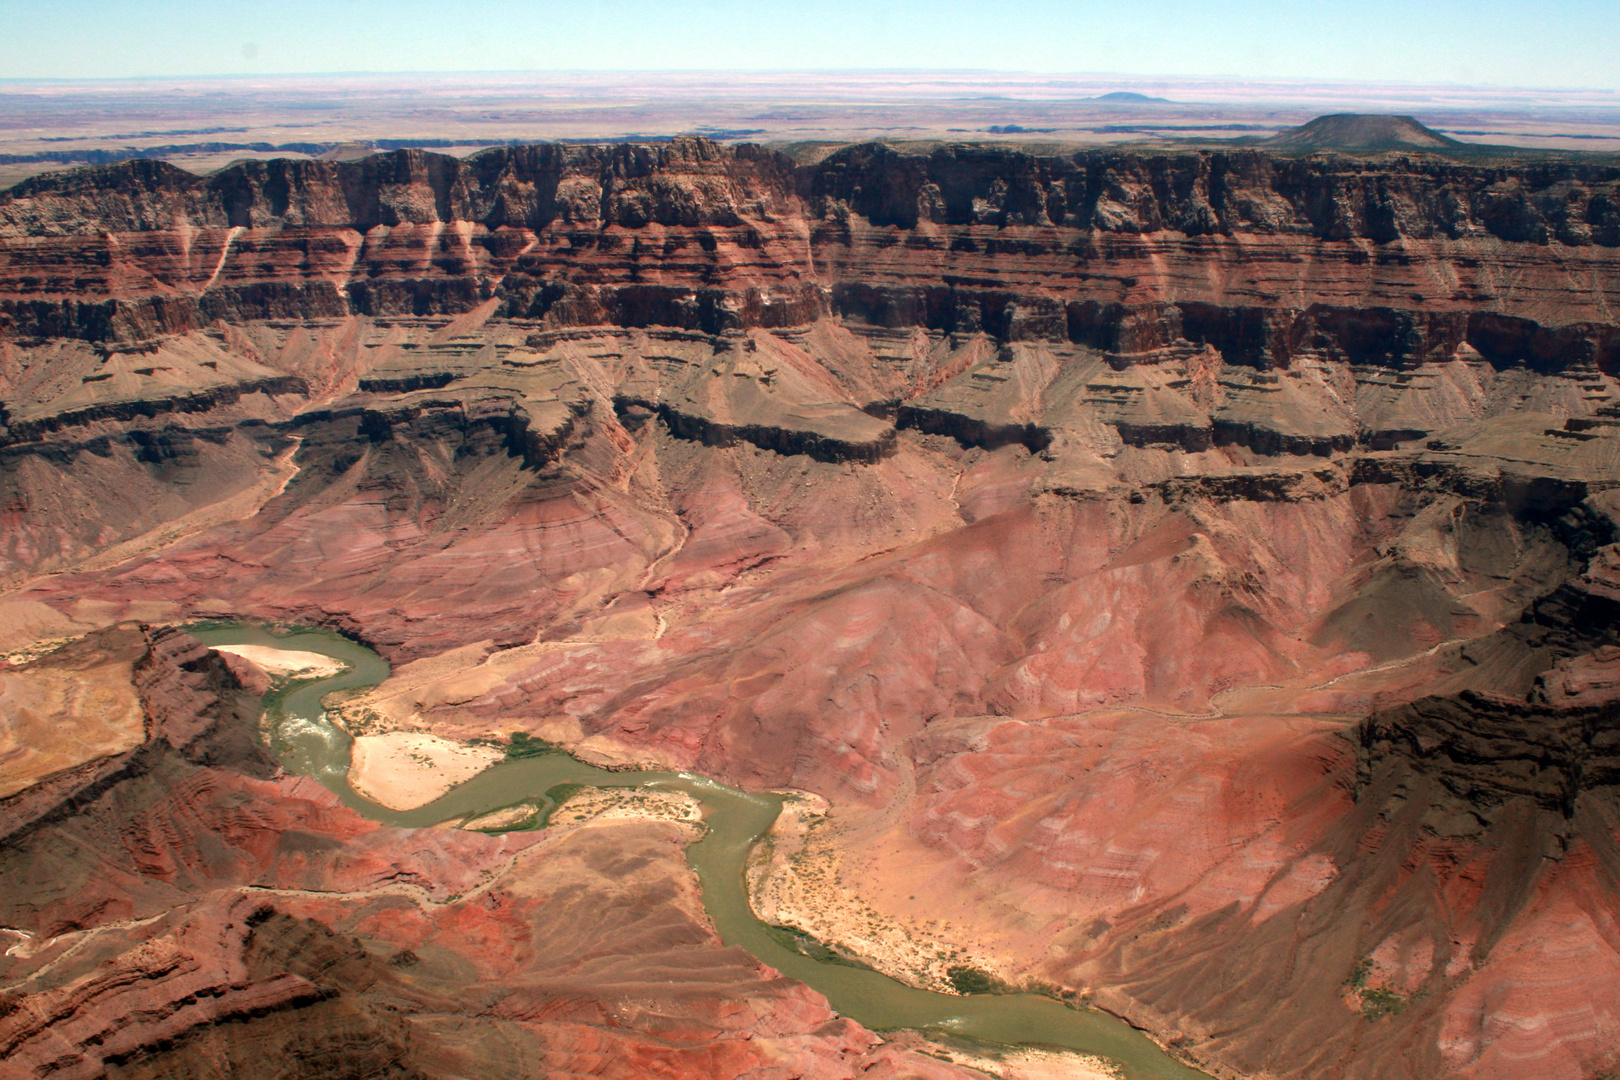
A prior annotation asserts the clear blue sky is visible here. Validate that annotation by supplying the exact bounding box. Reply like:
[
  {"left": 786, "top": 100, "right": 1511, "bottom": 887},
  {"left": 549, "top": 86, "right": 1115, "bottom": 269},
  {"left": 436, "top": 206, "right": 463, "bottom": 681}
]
[{"left": 1, "top": 0, "right": 1614, "bottom": 89}]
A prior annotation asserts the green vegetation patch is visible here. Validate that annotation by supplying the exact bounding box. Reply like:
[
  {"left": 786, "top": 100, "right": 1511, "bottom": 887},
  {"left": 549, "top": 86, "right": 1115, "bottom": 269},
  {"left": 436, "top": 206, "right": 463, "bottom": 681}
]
[
  {"left": 1022, "top": 979, "right": 1083, "bottom": 1005},
  {"left": 471, "top": 731, "right": 560, "bottom": 759},
  {"left": 506, "top": 731, "right": 557, "bottom": 758},
  {"left": 1345, "top": 957, "right": 1409, "bottom": 1020},
  {"left": 531, "top": 782, "right": 591, "bottom": 829},
  {"left": 946, "top": 964, "right": 1007, "bottom": 995},
  {"left": 543, "top": 782, "right": 588, "bottom": 805},
  {"left": 765, "top": 924, "right": 876, "bottom": 971},
  {"left": 1359, "top": 987, "right": 1408, "bottom": 1020}
]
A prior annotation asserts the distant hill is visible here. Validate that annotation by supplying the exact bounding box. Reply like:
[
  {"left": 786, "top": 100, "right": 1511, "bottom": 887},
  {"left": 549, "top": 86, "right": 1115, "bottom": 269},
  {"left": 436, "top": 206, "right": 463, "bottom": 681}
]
[
  {"left": 1261, "top": 114, "right": 1463, "bottom": 152},
  {"left": 316, "top": 141, "right": 378, "bottom": 162},
  {"left": 1090, "top": 91, "right": 1172, "bottom": 104}
]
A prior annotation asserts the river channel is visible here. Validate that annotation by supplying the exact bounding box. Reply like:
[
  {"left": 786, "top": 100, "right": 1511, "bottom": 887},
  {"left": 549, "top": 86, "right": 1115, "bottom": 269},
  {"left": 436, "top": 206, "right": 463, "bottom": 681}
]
[{"left": 187, "top": 622, "right": 1209, "bottom": 1080}]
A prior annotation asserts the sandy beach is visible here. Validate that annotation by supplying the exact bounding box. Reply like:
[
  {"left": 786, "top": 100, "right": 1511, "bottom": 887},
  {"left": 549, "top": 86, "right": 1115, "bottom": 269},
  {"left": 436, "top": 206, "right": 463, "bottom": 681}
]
[
  {"left": 210, "top": 644, "right": 349, "bottom": 681},
  {"left": 460, "top": 802, "right": 539, "bottom": 831},
  {"left": 346, "top": 731, "right": 502, "bottom": 811},
  {"left": 748, "top": 793, "right": 1013, "bottom": 996},
  {"left": 928, "top": 1044, "right": 1122, "bottom": 1080}
]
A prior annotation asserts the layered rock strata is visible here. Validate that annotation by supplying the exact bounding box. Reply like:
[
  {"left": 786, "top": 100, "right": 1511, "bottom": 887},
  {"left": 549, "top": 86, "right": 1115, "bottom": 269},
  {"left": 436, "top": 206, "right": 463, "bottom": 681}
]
[
  {"left": 0, "top": 142, "right": 1615, "bottom": 362},
  {"left": 2, "top": 140, "right": 1620, "bottom": 1080}
]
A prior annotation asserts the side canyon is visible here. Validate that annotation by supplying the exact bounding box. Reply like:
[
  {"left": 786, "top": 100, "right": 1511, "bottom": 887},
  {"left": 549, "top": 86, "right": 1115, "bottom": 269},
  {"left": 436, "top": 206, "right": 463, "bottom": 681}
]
[{"left": 2, "top": 136, "right": 1619, "bottom": 1080}]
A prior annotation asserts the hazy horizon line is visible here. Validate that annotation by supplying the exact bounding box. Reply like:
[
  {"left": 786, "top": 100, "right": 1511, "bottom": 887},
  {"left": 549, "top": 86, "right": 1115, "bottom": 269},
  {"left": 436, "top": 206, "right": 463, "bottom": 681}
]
[{"left": 0, "top": 69, "right": 1614, "bottom": 97}]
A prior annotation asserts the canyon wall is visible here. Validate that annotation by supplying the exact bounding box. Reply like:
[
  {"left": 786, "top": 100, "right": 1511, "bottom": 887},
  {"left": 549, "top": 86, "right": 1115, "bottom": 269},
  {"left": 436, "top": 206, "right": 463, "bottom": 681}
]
[
  {"left": 1, "top": 140, "right": 1616, "bottom": 365},
  {"left": 2, "top": 140, "right": 1620, "bottom": 1080}
]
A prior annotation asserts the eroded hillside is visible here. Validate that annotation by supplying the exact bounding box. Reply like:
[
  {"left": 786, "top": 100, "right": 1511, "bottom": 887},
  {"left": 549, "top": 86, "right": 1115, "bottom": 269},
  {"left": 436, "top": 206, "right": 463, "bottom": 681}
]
[{"left": 2, "top": 139, "right": 1619, "bottom": 1080}]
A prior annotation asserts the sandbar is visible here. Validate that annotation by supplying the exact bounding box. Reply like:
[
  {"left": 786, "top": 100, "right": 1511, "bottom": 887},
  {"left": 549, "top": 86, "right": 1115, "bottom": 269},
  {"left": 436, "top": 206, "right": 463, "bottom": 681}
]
[
  {"left": 548, "top": 787, "right": 703, "bottom": 831},
  {"left": 347, "top": 731, "right": 502, "bottom": 811},
  {"left": 461, "top": 802, "right": 539, "bottom": 831},
  {"left": 210, "top": 644, "right": 349, "bottom": 680},
  {"left": 936, "top": 1045, "right": 1121, "bottom": 1080}
]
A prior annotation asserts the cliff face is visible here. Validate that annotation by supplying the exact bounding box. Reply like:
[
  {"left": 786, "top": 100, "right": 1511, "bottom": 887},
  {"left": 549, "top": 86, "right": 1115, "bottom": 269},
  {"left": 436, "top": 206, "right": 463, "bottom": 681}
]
[
  {"left": 1, "top": 141, "right": 1616, "bottom": 366},
  {"left": 3, "top": 141, "right": 1620, "bottom": 1080}
]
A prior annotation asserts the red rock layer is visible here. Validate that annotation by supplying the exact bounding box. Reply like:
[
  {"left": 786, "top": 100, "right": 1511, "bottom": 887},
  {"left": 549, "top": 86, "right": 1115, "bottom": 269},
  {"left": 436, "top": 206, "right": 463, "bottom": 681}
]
[
  {"left": 3, "top": 141, "right": 1620, "bottom": 1080},
  {"left": 0, "top": 629, "right": 975, "bottom": 1080},
  {"left": 1, "top": 142, "right": 1616, "bottom": 370}
]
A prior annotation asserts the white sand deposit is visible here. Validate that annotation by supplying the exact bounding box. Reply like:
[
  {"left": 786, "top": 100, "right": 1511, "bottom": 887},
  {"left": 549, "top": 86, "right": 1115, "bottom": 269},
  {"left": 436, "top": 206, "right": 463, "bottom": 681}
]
[
  {"left": 461, "top": 802, "right": 539, "bottom": 831},
  {"left": 347, "top": 731, "right": 502, "bottom": 811},
  {"left": 934, "top": 1045, "right": 1122, "bottom": 1080},
  {"left": 210, "top": 644, "right": 349, "bottom": 680}
]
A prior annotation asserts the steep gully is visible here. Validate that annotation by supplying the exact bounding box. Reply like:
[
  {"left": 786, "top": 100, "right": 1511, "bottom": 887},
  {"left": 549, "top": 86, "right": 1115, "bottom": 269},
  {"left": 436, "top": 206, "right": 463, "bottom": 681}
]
[{"left": 0, "top": 140, "right": 1619, "bottom": 1080}]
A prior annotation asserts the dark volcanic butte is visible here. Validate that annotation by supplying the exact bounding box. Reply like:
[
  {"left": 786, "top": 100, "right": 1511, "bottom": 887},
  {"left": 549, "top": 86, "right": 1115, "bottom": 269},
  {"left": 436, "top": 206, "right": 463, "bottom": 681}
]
[
  {"left": 1261, "top": 114, "right": 1468, "bottom": 152},
  {"left": 1, "top": 137, "right": 1619, "bottom": 1080}
]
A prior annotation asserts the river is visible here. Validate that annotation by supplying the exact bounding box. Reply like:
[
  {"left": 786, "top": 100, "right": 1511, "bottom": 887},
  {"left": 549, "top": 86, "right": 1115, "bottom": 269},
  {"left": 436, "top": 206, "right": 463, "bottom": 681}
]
[{"left": 187, "top": 622, "right": 1210, "bottom": 1080}]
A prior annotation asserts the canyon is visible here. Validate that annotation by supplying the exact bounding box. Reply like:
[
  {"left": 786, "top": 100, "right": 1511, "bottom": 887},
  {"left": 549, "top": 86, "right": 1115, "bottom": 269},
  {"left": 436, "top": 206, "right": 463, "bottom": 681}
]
[{"left": 0, "top": 133, "right": 1618, "bottom": 1079}]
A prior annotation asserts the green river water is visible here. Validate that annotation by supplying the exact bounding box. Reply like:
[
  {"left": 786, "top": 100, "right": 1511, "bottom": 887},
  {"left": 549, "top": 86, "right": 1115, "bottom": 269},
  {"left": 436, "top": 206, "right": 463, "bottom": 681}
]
[{"left": 188, "top": 623, "right": 1209, "bottom": 1080}]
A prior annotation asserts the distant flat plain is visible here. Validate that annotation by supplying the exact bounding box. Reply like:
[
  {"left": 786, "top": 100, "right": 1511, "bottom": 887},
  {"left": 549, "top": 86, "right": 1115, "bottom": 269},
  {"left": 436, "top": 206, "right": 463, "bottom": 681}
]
[{"left": 2, "top": 70, "right": 1617, "bottom": 188}]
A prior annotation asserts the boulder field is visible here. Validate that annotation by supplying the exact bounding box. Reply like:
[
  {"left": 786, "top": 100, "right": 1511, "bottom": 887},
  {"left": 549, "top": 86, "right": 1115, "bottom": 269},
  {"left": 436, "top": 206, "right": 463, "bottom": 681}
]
[{"left": 1, "top": 138, "right": 1619, "bottom": 1079}]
